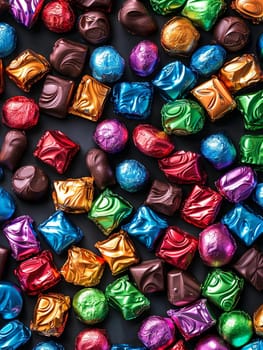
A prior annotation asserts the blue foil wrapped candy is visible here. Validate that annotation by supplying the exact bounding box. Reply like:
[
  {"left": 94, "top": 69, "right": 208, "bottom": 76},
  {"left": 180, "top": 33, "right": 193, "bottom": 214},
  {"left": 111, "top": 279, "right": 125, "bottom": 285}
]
[
  {"left": 116, "top": 159, "right": 149, "bottom": 192},
  {"left": 257, "top": 33, "right": 263, "bottom": 61},
  {"left": 90, "top": 46, "right": 125, "bottom": 83},
  {"left": 0, "top": 320, "right": 31, "bottom": 349},
  {"left": 0, "top": 282, "right": 23, "bottom": 319},
  {"left": 0, "top": 187, "right": 15, "bottom": 221},
  {"left": 190, "top": 44, "right": 226, "bottom": 76},
  {"left": 111, "top": 345, "right": 147, "bottom": 350},
  {"left": 38, "top": 210, "right": 83, "bottom": 254},
  {"left": 253, "top": 183, "right": 263, "bottom": 208},
  {"left": 152, "top": 61, "right": 196, "bottom": 101},
  {"left": 200, "top": 133, "right": 237, "bottom": 170},
  {"left": 122, "top": 205, "right": 168, "bottom": 250},
  {"left": 0, "top": 23, "right": 16, "bottom": 57},
  {"left": 222, "top": 203, "right": 263, "bottom": 246},
  {"left": 33, "top": 341, "right": 65, "bottom": 350},
  {"left": 112, "top": 82, "right": 153, "bottom": 119},
  {"left": 0, "top": 167, "right": 4, "bottom": 181},
  {"left": 241, "top": 339, "right": 263, "bottom": 350}
]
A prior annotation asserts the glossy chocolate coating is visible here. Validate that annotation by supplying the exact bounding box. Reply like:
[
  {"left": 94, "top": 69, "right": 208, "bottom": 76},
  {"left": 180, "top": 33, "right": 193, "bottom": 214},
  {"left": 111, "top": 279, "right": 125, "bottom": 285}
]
[
  {"left": 78, "top": 11, "right": 110, "bottom": 45},
  {"left": 86, "top": 148, "right": 115, "bottom": 189},
  {"left": 214, "top": 16, "right": 250, "bottom": 52},
  {"left": 118, "top": 0, "right": 157, "bottom": 36},
  {"left": 50, "top": 38, "right": 88, "bottom": 79},
  {"left": 0, "top": 246, "right": 9, "bottom": 279},
  {"left": 12, "top": 165, "right": 49, "bottom": 201},
  {"left": 0, "top": 130, "right": 27, "bottom": 171}
]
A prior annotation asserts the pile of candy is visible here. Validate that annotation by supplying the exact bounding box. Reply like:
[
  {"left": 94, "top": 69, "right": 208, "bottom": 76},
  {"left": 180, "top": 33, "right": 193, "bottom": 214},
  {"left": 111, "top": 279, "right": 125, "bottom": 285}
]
[{"left": 0, "top": 0, "right": 262, "bottom": 349}]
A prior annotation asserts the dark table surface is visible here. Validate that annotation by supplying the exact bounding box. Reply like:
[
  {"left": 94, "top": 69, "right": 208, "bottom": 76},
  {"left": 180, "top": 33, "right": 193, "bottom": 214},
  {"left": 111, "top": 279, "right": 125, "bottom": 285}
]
[{"left": 0, "top": 0, "right": 263, "bottom": 349}]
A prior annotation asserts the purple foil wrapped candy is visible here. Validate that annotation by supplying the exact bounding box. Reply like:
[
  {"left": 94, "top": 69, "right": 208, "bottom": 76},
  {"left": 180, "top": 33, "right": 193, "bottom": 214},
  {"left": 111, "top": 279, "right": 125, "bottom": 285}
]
[
  {"left": 138, "top": 315, "right": 176, "bottom": 350},
  {"left": 129, "top": 40, "right": 159, "bottom": 77},
  {"left": 199, "top": 223, "right": 237, "bottom": 267},
  {"left": 196, "top": 334, "right": 230, "bottom": 350},
  {"left": 10, "top": 0, "right": 45, "bottom": 28},
  {"left": 215, "top": 166, "right": 257, "bottom": 203},
  {"left": 94, "top": 118, "right": 129, "bottom": 153},
  {"left": 2, "top": 215, "right": 40, "bottom": 261},
  {"left": 167, "top": 299, "right": 216, "bottom": 340}
]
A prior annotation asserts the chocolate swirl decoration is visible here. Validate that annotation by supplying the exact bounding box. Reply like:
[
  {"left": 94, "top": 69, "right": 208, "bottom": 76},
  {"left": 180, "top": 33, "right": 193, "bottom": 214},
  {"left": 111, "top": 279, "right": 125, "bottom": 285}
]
[
  {"left": 167, "top": 299, "right": 216, "bottom": 340},
  {"left": 37, "top": 210, "right": 84, "bottom": 255},
  {"left": 159, "top": 150, "right": 207, "bottom": 184},
  {"left": 149, "top": 0, "right": 186, "bottom": 14},
  {"left": 161, "top": 99, "right": 205, "bottom": 135},
  {"left": 202, "top": 270, "right": 244, "bottom": 311},
  {"left": 105, "top": 275, "right": 150, "bottom": 320},
  {"left": 88, "top": 188, "right": 133, "bottom": 236},
  {"left": 156, "top": 226, "right": 198, "bottom": 270},
  {"left": 52, "top": 177, "right": 94, "bottom": 213},
  {"left": 2, "top": 215, "right": 40, "bottom": 261},
  {"left": 60, "top": 246, "right": 105, "bottom": 287},
  {"left": 0, "top": 281, "right": 23, "bottom": 319},
  {"left": 14, "top": 250, "right": 61, "bottom": 295},
  {"left": 236, "top": 89, "right": 263, "bottom": 130},
  {"left": 6, "top": 49, "right": 50, "bottom": 92},
  {"left": 118, "top": 0, "right": 157, "bottom": 36},
  {"left": 122, "top": 205, "right": 168, "bottom": 250},
  {"left": 239, "top": 134, "right": 263, "bottom": 167},
  {"left": 0, "top": 320, "right": 31, "bottom": 348},
  {"left": 231, "top": 0, "right": 263, "bottom": 23},
  {"left": 30, "top": 293, "right": 71, "bottom": 337},
  {"left": 95, "top": 230, "right": 139, "bottom": 276},
  {"left": 69, "top": 74, "right": 111, "bottom": 121}
]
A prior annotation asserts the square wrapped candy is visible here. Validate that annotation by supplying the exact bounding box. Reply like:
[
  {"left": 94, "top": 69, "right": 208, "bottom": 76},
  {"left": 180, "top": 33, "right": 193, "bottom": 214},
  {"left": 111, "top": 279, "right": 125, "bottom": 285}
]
[
  {"left": 236, "top": 89, "right": 263, "bottom": 130},
  {"left": 233, "top": 247, "right": 263, "bottom": 291},
  {"left": 2, "top": 215, "right": 40, "bottom": 261},
  {"left": 95, "top": 230, "right": 139, "bottom": 275},
  {"left": 52, "top": 177, "right": 94, "bottom": 213},
  {"left": 69, "top": 74, "right": 110, "bottom": 122},
  {"left": 14, "top": 250, "right": 61, "bottom": 295},
  {"left": 218, "top": 54, "right": 263, "bottom": 93},
  {"left": 39, "top": 75, "right": 75, "bottom": 119},
  {"left": 10, "top": 0, "right": 44, "bottom": 28},
  {"left": 34, "top": 130, "right": 80, "bottom": 174},
  {"left": 122, "top": 205, "right": 168, "bottom": 250},
  {"left": 181, "top": 185, "right": 223, "bottom": 228},
  {"left": 105, "top": 275, "right": 150, "bottom": 320},
  {"left": 60, "top": 246, "right": 105, "bottom": 287},
  {"left": 38, "top": 211, "right": 83, "bottom": 254},
  {"left": 88, "top": 188, "right": 133, "bottom": 236},
  {"left": 156, "top": 226, "right": 198, "bottom": 270},
  {"left": 191, "top": 77, "right": 236, "bottom": 121},
  {"left": 112, "top": 82, "right": 153, "bottom": 119},
  {"left": 30, "top": 293, "right": 70, "bottom": 337},
  {"left": 6, "top": 49, "right": 50, "bottom": 92},
  {"left": 240, "top": 134, "right": 263, "bottom": 169}
]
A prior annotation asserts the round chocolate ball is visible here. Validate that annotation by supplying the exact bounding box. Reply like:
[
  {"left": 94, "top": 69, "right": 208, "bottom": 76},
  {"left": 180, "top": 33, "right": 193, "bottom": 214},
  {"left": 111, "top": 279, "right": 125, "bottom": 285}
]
[
  {"left": 78, "top": 11, "right": 110, "bottom": 45},
  {"left": 0, "top": 22, "right": 16, "bottom": 58},
  {"left": 129, "top": 40, "right": 159, "bottom": 77},
  {"left": 116, "top": 159, "right": 149, "bottom": 192},
  {"left": 214, "top": 16, "right": 250, "bottom": 52},
  {"left": 33, "top": 341, "right": 64, "bottom": 350}
]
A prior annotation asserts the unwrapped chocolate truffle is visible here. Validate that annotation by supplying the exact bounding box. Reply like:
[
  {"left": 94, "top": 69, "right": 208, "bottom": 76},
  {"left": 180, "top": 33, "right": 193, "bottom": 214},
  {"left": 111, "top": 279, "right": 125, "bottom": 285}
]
[
  {"left": 78, "top": 11, "right": 110, "bottom": 44},
  {"left": 0, "top": 130, "right": 27, "bottom": 171}
]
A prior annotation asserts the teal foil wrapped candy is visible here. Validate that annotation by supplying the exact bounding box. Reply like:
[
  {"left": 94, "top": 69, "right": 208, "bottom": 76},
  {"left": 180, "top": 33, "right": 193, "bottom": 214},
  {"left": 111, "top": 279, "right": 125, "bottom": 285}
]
[
  {"left": 240, "top": 134, "right": 263, "bottom": 169},
  {"left": 236, "top": 90, "right": 263, "bottom": 130},
  {"left": 0, "top": 187, "right": 15, "bottom": 221}
]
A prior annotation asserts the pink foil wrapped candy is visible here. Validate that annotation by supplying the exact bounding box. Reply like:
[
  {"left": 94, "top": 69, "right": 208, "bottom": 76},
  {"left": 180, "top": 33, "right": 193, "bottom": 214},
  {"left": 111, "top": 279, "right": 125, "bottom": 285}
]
[{"left": 129, "top": 40, "right": 159, "bottom": 77}]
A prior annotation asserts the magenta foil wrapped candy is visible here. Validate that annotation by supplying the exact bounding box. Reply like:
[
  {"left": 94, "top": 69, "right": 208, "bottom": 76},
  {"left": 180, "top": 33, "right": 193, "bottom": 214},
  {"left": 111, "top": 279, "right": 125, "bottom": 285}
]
[
  {"left": 138, "top": 315, "right": 176, "bottom": 350},
  {"left": 129, "top": 40, "right": 159, "bottom": 77},
  {"left": 199, "top": 223, "right": 237, "bottom": 267},
  {"left": 10, "top": 0, "right": 45, "bottom": 28},
  {"left": 196, "top": 334, "right": 230, "bottom": 350}
]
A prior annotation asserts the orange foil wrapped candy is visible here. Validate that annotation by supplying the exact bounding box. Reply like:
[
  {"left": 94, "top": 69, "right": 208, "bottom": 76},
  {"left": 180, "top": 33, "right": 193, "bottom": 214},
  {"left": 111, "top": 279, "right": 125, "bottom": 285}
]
[
  {"left": 95, "top": 230, "right": 139, "bottom": 275},
  {"left": 60, "top": 246, "right": 105, "bottom": 287},
  {"left": 69, "top": 74, "right": 111, "bottom": 122},
  {"left": 161, "top": 17, "right": 200, "bottom": 56},
  {"left": 6, "top": 49, "right": 50, "bottom": 92},
  {"left": 231, "top": 0, "right": 263, "bottom": 23},
  {"left": 191, "top": 76, "right": 236, "bottom": 121},
  {"left": 52, "top": 177, "right": 94, "bottom": 213},
  {"left": 253, "top": 304, "right": 263, "bottom": 336},
  {"left": 30, "top": 293, "right": 70, "bottom": 337},
  {"left": 218, "top": 54, "right": 263, "bottom": 92}
]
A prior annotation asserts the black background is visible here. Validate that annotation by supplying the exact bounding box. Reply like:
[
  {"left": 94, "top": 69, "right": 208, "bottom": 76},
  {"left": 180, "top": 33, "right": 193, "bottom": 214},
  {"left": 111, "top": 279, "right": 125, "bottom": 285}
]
[{"left": 0, "top": 0, "right": 263, "bottom": 349}]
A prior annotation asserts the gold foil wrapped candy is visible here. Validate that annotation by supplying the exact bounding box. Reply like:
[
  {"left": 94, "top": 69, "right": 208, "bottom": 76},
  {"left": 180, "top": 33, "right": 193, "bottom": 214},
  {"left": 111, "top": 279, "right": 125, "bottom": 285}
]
[
  {"left": 253, "top": 304, "right": 263, "bottom": 336},
  {"left": 30, "top": 293, "right": 71, "bottom": 337},
  {"left": 52, "top": 177, "right": 94, "bottom": 213},
  {"left": 231, "top": 0, "right": 263, "bottom": 23},
  {"left": 60, "top": 246, "right": 105, "bottom": 287}
]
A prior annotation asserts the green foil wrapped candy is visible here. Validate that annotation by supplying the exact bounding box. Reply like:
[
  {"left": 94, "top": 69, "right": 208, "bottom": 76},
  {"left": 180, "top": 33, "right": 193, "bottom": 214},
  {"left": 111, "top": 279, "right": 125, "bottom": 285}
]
[
  {"left": 240, "top": 134, "right": 263, "bottom": 169},
  {"left": 73, "top": 288, "right": 109, "bottom": 324},
  {"left": 105, "top": 275, "right": 150, "bottom": 320},
  {"left": 218, "top": 310, "right": 253, "bottom": 347},
  {"left": 161, "top": 99, "right": 205, "bottom": 135},
  {"left": 202, "top": 269, "right": 244, "bottom": 311},
  {"left": 182, "top": 0, "right": 226, "bottom": 31},
  {"left": 236, "top": 90, "right": 263, "bottom": 130},
  {"left": 88, "top": 188, "right": 133, "bottom": 236},
  {"left": 150, "top": 0, "right": 187, "bottom": 15}
]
